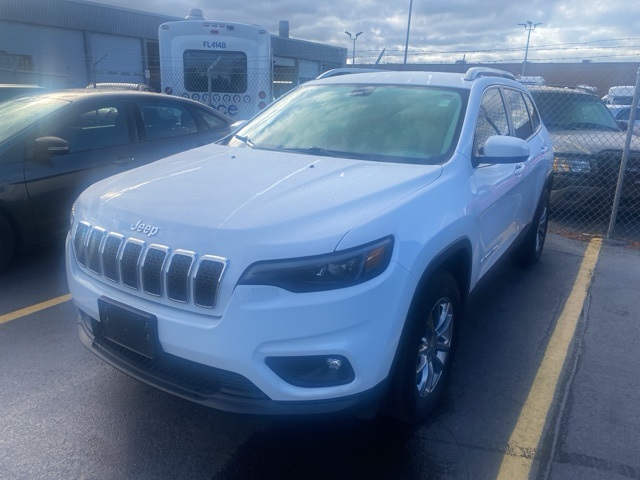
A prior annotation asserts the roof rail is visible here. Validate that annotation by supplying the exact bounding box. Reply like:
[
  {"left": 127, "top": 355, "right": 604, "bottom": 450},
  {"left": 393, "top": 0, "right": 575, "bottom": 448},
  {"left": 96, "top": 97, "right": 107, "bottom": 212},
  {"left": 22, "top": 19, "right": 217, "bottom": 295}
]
[{"left": 464, "top": 67, "right": 516, "bottom": 82}]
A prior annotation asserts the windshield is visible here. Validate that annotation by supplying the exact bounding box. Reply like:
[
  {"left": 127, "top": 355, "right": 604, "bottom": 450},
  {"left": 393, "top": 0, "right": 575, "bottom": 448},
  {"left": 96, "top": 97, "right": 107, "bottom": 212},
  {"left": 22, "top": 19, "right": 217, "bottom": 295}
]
[
  {"left": 531, "top": 90, "right": 620, "bottom": 132},
  {"left": 0, "top": 96, "right": 70, "bottom": 144},
  {"left": 228, "top": 83, "right": 466, "bottom": 164}
]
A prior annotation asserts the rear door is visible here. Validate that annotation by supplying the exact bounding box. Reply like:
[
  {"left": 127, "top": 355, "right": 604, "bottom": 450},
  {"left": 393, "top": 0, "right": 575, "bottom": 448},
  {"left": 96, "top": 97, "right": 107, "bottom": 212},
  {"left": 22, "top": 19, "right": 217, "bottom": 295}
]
[
  {"left": 471, "top": 86, "right": 548, "bottom": 277},
  {"left": 504, "top": 87, "right": 550, "bottom": 224}
]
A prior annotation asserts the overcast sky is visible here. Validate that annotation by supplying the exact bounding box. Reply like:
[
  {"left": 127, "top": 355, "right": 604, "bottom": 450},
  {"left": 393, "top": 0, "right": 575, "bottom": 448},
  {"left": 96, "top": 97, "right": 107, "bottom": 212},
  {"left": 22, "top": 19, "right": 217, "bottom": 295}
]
[{"left": 89, "top": 0, "right": 640, "bottom": 64}]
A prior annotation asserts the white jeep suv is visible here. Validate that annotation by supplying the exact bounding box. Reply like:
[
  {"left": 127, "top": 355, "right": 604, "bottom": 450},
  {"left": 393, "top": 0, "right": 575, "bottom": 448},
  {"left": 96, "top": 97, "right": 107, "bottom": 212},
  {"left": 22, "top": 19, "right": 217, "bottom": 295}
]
[{"left": 67, "top": 68, "right": 553, "bottom": 423}]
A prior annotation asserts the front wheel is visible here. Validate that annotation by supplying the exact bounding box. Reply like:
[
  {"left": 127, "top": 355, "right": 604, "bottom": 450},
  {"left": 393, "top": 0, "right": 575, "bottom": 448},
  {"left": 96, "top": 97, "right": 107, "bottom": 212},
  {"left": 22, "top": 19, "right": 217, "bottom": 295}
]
[{"left": 388, "top": 270, "right": 461, "bottom": 423}]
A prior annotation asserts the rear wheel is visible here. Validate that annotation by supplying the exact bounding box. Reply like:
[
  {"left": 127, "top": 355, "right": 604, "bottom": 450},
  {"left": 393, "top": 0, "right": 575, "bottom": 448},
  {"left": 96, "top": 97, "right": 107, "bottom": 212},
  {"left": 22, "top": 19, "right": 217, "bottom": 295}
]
[
  {"left": 388, "top": 270, "right": 461, "bottom": 423},
  {"left": 0, "top": 215, "right": 16, "bottom": 271},
  {"left": 514, "top": 189, "right": 550, "bottom": 267}
]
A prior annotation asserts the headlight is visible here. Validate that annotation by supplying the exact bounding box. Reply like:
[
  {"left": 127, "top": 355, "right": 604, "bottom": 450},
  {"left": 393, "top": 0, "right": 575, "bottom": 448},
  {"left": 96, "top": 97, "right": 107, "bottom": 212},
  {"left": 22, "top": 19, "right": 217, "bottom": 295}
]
[
  {"left": 553, "top": 155, "right": 591, "bottom": 173},
  {"left": 238, "top": 236, "right": 394, "bottom": 293}
]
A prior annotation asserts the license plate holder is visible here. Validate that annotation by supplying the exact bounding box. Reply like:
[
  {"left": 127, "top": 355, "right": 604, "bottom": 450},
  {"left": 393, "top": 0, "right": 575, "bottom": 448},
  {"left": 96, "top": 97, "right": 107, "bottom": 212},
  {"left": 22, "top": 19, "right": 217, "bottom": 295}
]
[{"left": 97, "top": 297, "right": 158, "bottom": 359}]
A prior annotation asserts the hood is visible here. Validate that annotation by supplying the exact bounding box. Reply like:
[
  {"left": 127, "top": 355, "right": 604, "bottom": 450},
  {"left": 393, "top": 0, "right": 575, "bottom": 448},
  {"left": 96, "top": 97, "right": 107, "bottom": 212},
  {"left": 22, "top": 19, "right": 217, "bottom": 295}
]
[
  {"left": 76, "top": 144, "right": 442, "bottom": 259},
  {"left": 549, "top": 129, "right": 640, "bottom": 155}
]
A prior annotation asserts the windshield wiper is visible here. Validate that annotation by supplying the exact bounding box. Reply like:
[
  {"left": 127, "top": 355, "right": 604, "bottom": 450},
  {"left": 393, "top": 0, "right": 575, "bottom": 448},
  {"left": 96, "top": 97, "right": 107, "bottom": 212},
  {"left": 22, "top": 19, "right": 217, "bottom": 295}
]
[
  {"left": 278, "top": 146, "right": 364, "bottom": 159},
  {"left": 231, "top": 134, "right": 255, "bottom": 148}
]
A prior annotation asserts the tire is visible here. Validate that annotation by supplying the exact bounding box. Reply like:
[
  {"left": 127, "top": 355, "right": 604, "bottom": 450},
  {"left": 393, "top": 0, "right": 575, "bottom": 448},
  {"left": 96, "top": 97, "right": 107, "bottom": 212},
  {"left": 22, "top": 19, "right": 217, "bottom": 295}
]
[
  {"left": 388, "top": 270, "right": 461, "bottom": 423},
  {"left": 0, "top": 215, "right": 16, "bottom": 271},
  {"left": 514, "top": 189, "right": 550, "bottom": 267}
]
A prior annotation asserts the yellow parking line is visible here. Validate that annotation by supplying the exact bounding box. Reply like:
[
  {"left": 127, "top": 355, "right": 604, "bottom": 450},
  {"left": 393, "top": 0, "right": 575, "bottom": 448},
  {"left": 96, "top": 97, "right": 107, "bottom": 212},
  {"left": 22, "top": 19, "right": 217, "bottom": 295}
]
[
  {"left": 0, "top": 294, "right": 72, "bottom": 325},
  {"left": 496, "top": 237, "right": 602, "bottom": 479}
]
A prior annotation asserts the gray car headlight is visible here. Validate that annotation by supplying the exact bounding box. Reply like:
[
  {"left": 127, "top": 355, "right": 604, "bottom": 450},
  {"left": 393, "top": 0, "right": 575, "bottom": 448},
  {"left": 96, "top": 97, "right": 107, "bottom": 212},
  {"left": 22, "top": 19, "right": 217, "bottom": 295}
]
[
  {"left": 238, "top": 236, "right": 394, "bottom": 293},
  {"left": 553, "top": 155, "right": 591, "bottom": 173}
]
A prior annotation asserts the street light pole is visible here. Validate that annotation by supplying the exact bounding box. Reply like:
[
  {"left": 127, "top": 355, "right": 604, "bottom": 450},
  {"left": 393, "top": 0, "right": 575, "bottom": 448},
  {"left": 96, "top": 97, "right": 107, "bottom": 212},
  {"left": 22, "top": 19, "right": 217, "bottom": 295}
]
[
  {"left": 518, "top": 20, "right": 541, "bottom": 76},
  {"left": 345, "top": 31, "right": 363, "bottom": 66},
  {"left": 404, "top": 0, "right": 413, "bottom": 65}
]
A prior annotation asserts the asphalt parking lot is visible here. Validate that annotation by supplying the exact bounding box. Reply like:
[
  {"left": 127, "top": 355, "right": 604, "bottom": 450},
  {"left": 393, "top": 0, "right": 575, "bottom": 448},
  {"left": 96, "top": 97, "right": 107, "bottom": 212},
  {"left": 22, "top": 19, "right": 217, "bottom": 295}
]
[{"left": 1, "top": 233, "right": 639, "bottom": 479}]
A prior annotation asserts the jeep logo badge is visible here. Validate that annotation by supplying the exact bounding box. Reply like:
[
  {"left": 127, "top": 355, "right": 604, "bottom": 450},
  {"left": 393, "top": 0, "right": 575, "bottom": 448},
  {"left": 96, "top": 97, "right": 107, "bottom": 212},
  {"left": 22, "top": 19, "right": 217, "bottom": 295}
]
[{"left": 131, "top": 220, "right": 159, "bottom": 237}]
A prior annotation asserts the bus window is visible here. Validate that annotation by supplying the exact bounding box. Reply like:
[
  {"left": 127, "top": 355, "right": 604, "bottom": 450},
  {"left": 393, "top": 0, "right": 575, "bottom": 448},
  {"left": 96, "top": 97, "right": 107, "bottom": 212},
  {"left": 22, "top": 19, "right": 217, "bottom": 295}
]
[{"left": 183, "top": 50, "right": 247, "bottom": 93}]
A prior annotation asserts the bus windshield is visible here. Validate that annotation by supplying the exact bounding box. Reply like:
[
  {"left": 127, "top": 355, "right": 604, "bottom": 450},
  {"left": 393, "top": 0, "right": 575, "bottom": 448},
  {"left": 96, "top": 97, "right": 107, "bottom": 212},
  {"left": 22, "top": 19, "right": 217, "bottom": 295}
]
[{"left": 183, "top": 50, "right": 248, "bottom": 93}]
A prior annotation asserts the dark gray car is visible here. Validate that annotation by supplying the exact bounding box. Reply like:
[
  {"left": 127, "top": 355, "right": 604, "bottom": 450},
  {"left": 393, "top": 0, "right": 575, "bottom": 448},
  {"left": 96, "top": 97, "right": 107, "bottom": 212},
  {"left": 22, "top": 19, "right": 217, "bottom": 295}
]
[
  {"left": 0, "top": 90, "right": 232, "bottom": 269},
  {"left": 0, "top": 84, "right": 46, "bottom": 102}
]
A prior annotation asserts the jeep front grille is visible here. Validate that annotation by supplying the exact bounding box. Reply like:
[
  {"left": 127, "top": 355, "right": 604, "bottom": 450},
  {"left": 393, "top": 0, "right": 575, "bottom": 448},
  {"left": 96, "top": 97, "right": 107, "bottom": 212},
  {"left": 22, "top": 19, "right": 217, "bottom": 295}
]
[{"left": 72, "top": 222, "right": 227, "bottom": 309}]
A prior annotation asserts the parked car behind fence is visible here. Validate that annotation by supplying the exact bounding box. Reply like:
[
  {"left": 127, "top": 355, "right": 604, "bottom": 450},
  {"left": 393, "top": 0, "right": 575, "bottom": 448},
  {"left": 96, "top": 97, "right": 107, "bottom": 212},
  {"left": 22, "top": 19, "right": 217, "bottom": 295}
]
[{"left": 528, "top": 84, "right": 640, "bottom": 237}]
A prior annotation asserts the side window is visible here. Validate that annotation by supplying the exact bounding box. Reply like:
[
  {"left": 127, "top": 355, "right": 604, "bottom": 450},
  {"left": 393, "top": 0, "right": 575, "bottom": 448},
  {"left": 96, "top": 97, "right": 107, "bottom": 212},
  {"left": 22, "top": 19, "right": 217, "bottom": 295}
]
[
  {"left": 523, "top": 93, "right": 541, "bottom": 133},
  {"left": 49, "top": 102, "right": 130, "bottom": 153},
  {"left": 473, "top": 88, "right": 509, "bottom": 157},
  {"left": 197, "top": 109, "right": 229, "bottom": 131},
  {"left": 139, "top": 101, "right": 198, "bottom": 140},
  {"left": 505, "top": 89, "right": 534, "bottom": 140}
]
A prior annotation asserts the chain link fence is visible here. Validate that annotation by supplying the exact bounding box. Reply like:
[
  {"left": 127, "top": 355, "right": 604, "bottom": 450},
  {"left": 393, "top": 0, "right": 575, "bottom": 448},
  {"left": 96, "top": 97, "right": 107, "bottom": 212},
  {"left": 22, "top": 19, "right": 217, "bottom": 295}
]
[{"left": 523, "top": 68, "right": 640, "bottom": 244}]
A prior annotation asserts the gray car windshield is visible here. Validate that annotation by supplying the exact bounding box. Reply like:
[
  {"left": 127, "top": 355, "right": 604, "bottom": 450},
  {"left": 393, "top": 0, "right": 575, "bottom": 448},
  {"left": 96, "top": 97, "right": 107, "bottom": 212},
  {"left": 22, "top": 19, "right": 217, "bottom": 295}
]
[
  {"left": 0, "top": 96, "right": 70, "bottom": 144},
  {"left": 228, "top": 84, "right": 465, "bottom": 164}
]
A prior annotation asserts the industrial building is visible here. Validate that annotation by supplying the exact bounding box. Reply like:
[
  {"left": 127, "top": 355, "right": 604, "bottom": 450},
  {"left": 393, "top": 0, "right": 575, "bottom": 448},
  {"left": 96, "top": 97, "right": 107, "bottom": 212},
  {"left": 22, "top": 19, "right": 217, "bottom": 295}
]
[{"left": 0, "top": 0, "right": 347, "bottom": 92}]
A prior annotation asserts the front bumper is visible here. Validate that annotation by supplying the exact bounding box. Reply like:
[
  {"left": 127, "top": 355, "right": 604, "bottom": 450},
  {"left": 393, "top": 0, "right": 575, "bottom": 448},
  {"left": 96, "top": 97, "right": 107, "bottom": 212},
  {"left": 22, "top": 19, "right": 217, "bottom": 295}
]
[
  {"left": 67, "top": 238, "right": 417, "bottom": 415},
  {"left": 76, "top": 312, "right": 387, "bottom": 416}
]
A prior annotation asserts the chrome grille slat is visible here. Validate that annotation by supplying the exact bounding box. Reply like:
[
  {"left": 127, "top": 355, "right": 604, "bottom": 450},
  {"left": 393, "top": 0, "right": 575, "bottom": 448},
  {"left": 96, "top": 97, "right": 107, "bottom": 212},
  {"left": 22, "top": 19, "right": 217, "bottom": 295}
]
[
  {"left": 121, "top": 240, "right": 145, "bottom": 289},
  {"left": 167, "top": 252, "right": 194, "bottom": 303},
  {"left": 194, "top": 256, "right": 226, "bottom": 308},
  {"left": 103, "top": 234, "right": 123, "bottom": 282},
  {"left": 142, "top": 246, "right": 169, "bottom": 297},
  {"left": 87, "top": 227, "right": 106, "bottom": 275},
  {"left": 72, "top": 223, "right": 226, "bottom": 308},
  {"left": 73, "top": 222, "right": 91, "bottom": 267}
]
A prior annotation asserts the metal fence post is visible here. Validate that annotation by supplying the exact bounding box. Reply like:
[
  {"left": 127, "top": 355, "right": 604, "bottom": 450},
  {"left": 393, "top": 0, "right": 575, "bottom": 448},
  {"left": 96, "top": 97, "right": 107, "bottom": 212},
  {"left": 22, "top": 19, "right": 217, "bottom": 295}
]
[{"left": 607, "top": 67, "right": 640, "bottom": 238}]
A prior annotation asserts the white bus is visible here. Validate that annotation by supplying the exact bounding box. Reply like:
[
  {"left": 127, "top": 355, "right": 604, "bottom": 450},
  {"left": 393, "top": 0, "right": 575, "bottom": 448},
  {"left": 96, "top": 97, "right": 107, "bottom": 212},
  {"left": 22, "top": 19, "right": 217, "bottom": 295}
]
[{"left": 159, "top": 9, "right": 272, "bottom": 119}]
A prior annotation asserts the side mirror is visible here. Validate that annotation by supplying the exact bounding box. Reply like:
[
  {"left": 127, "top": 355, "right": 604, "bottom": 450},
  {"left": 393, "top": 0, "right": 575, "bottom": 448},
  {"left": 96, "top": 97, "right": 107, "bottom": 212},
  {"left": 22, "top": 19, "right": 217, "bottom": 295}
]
[
  {"left": 32, "top": 136, "right": 70, "bottom": 157},
  {"left": 474, "top": 135, "right": 530, "bottom": 166},
  {"left": 617, "top": 120, "right": 629, "bottom": 132}
]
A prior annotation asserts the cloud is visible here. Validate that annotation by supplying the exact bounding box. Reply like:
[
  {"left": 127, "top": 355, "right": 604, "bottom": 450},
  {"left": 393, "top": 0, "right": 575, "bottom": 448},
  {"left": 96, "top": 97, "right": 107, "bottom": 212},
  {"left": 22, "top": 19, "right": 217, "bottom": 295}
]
[{"left": 90, "top": 0, "right": 640, "bottom": 63}]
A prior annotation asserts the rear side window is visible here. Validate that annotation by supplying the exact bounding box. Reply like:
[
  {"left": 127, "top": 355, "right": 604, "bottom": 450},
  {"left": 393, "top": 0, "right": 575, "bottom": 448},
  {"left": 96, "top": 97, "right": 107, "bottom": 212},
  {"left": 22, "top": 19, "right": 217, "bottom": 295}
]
[
  {"left": 139, "top": 101, "right": 198, "bottom": 139},
  {"left": 504, "top": 89, "right": 534, "bottom": 140},
  {"left": 197, "top": 109, "right": 230, "bottom": 131},
  {"left": 522, "top": 93, "right": 541, "bottom": 133}
]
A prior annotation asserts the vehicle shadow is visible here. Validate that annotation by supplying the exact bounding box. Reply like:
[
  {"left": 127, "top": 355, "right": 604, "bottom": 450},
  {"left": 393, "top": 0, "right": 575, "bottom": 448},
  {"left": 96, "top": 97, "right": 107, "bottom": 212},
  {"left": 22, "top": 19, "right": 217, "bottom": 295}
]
[{"left": 0, "top": 239, "right": 68, "bottom": 315}]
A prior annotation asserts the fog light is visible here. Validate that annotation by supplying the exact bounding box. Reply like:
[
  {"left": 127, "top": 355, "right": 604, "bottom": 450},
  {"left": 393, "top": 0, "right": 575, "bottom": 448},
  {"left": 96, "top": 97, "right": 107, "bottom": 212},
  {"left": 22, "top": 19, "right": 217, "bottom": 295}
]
[
  {"left": 266, "top": 355, "right": 355, "bottom": 387},
  {"left": 326, "top": 357, "right": 342, "bottom": 371}
]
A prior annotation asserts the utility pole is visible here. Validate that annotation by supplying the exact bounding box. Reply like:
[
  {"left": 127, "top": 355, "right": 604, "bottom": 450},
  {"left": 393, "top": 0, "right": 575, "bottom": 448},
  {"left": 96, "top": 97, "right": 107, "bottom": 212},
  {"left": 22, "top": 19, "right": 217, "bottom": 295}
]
[
  {"left": 404, "top": 0, "right": 414, "bottom": 65},
  {"left": 519, "top": 20, "right": 541, "bottom": 76},
  {"left": 345, "top": 31, "right": 363, "bottom": 66}
]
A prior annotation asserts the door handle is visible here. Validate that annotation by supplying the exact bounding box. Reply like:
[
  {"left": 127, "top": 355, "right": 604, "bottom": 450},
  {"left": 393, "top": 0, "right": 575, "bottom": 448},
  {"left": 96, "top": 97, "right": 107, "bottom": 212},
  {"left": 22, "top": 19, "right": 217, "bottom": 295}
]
[{"left": 114, "top": 156, "right": 135, "bottom": 165}]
